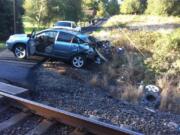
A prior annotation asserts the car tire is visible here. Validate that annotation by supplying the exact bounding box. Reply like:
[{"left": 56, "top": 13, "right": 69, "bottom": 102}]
[
  {"left": 71, "top": 54, "right": 86, "bottom": 68},
  {"left": 14, "top": 45, "right": 27, "bottom": 59}
]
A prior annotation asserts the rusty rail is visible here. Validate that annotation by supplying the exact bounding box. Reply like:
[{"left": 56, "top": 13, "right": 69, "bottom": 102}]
[{"left": 0, "top": 91, "right": 143, "bottom": 135}]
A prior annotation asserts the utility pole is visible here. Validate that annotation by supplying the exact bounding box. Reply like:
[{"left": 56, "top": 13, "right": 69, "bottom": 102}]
[{"left": 13, "top": 0, "right": 16, "bottom": 34}]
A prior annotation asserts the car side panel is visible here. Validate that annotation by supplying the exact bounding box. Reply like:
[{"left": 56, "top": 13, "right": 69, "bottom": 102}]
[{"left": 53, "top": 41, "right": 78, "bottom": 59}]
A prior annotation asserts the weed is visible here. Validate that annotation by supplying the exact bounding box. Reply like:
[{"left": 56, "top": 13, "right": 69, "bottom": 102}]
[{"left": 157, "top": 75, "right": 180, "bottom": 113}]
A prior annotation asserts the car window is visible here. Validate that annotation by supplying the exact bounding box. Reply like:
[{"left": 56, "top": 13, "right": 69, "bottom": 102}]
[
  {"left": 55, "top": 22, "right": 71, "bottom": 27},
  {"left": 80, "top": 36, "right": 97, "bottom": 44},
  {"left": 72, "top": 37, "right": 79, "bottom": 44},
  {"left": 57, "top": 32, "right": 74, "bottom": 43},
  {"left": 78, "top": 38, "right": 85, "bottom": 44},
  {"left": 36, "top": 31, "right": 58, "bottom": 39},
  {"left": 72, "top": 23, "right": 76, "bottom": 28}
]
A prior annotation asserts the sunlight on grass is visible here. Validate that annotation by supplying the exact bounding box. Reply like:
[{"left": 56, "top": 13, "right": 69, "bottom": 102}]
[
  {"left": 0, "top": 42, "right": 5, "bottom": 49},
  {"left": 103, "top": 15, "right": 180, "bottom": 28},
  {"left": 23, "top": 20, "right": 47, "bottom": 34}
]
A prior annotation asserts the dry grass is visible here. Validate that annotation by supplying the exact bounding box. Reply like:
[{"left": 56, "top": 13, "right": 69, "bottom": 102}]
[
  {"left": 121, "top": 83, "right": 143, "bottom": 103},
  {"left": 157, "top": 75, "right": 180, "bottom": 113},
  {"left": 103, "top": 15, "right": 180, "bottom": 28},
  {"left": 90, "top": 52, "right": 145, "bottom": 103}
]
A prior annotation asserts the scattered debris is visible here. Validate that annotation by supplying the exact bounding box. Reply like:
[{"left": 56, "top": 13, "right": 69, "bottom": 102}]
[
  {"left": 167, "top": 122, "right": 179, "bottom": 130},
  {"left": 89, "top": 115, "right": 100, "bottom": 121},
  {"left": 145, "top": 107, "right": 156, "bottom": 113}
]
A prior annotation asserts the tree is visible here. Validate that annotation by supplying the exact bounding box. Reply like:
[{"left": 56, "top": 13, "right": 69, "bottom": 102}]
[
  {"left": 24, "top": 0, "right": 48, "bottom": 26},
  {"left": 0, "top": 0, "right": 24, "bottom": 40},
  {"left": 120, "top": 0, "right": 144, "bottom": 14},
  {"left": 146, "top": 0, "right": 175, "bottom": 16},
  {"left": 96, "top": 1, "right": 107, "bottom": 17},
  {"left": 172, "top": 1, "right": 180, "bottom": 16},
  {"left": 24, "top": 0, "right": 82, "bottom": 26},
  {"left": 64, "top": 0, "right": 82, "bottom": 22},
  {"left": 107, "top": 0, "right": 119, "bottom": 15},
  {"left": 82, "top": 0, "right": 98, "bottom": 20}
]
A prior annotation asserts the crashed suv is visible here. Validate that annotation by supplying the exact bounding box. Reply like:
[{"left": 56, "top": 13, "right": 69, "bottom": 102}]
[{"left": 6, "top": 29, "right": 106, "bottom": 68}]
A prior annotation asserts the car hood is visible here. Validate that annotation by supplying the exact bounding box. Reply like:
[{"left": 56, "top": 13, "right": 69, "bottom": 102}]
[
  {"left": 10, "top": 34, "right": 28, "bottom": 38},
  {"left": 9, "top": 34, "right": 29, "bottom": 42}
]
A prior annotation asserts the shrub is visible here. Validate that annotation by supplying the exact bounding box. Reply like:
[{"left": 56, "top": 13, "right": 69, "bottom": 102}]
[
  {"left": 107, "top": 0, "right": 119, "bottom": 15},
  {"left": 96, "top": 1, "right": 108, "bottom": 17},
  {"left": 121, "top": 83, "right": 143, "bottom": 103},
  {"left": 145, "top": 29, "right": 180, "bottom": 75},
  {"left": 120, "top": 0, "right": 145, "bottom": 14},
  {"left": 157, "top": 75, "right": 180, "bottom": 113},
  {"left": 146, "top": 0, "right": 175, "bottom": 16}
]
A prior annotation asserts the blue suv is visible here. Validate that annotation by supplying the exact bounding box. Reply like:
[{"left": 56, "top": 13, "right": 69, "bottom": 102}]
[{"left": 6, "top": 29, "right": 101, "bottom": 68}]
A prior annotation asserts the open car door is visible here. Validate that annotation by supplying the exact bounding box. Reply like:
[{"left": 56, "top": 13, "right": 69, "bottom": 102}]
[{"left": 27, "top": 30, "right": 36, "bottom": 56}]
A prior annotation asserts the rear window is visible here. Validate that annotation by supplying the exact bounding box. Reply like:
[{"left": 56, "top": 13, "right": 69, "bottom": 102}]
[{"left": 55, "top": 22, "right": 71, "bottom": 27}]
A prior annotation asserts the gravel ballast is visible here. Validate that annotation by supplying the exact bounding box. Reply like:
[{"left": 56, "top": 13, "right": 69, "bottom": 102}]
[
  {"left": 31, "top": 67, "right": 180, "bottom": 135},
  {"left": 0, "top": 114, "right": 42, "bottom": 135}
]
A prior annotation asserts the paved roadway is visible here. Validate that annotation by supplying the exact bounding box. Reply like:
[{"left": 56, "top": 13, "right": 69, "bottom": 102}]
[{"left": 0, "top": 49, "right": 46, "bottom": 88}]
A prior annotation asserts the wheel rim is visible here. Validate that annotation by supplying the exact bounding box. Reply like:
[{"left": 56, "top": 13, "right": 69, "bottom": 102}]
[
  {"left": 145, "top": 85, "right": 160, "bottom": 93},
  {"left": 15, "top": 46, "right": 26, "bottom": 58},
  {"left": 72, "top": 56, "right": 84, "bottom": 68}
]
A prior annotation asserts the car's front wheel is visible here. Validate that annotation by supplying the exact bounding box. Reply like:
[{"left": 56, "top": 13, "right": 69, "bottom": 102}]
[
  {"left": 14, "top": 45, "right": 26, "bottom": 59},
  {"left": 71, "top": 55, "right": 86, "bottom": 68}
]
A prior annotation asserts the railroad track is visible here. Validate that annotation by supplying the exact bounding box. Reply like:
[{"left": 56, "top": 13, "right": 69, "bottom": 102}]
[{"left": 0, "top": 91, "right": 143, "bottom": 135}]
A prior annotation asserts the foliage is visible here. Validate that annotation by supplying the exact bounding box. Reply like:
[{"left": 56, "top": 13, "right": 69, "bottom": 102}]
[
  {"left": 107, "top": 0, "right": 119, "bottom": 15},
  {"left": 146, "top": 0, "right": 175, "bottom": 16},
  {"left": 63, "top": 0, "right": 82, "bottom": 22},
  {"left": 24, "top": 0, "right": 82, "bottom": 27},
  {"left": 0, "top": 42, "right": 5, "bottom": 49},
  {"left": 82, "top": 0, "right": 99, "bottom": 20},
  {"left": 145, "top": 29, "right": 180, "bottom": 75},
  {"left": 0, "top": 0, "right": 24, "bottom": 40},
  {"left": 172, "top": 1, "right": 180, "bottom": 16},
  {"left": 96, "top": 1, "right": 108, "bottom": 17},
  {"left": 157, "top": 75, "right": 180, "bottom": 113},
  {"left": 83, "top": 0, "right": 98, "bottom": 10},
  {"left": 120, "top": 0, "right": 145, "bottom": 14},
  {"left": 93, "top": 14, "right": 180, "bottom": 112}
]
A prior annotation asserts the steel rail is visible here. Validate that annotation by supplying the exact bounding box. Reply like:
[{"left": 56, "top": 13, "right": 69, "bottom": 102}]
[{"left": 0, "top": 91, "right": 143, "bottom": 135}]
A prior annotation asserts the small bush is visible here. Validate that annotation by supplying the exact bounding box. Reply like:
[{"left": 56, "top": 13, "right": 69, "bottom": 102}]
[
  {"left": 121, "top": 83, "right": 143, "bottom": 103},
  {"left": 120, "top": 0, "right": 145, "bottom": 14},
  {"left": 146, "top": 0, "right": 175, "bottom": 16},
  {"left": 157, "top": 75, "right": 180, "bottom": 113},
  {"left": 145, "top": 29, "right": 180, "bottom": 75}
]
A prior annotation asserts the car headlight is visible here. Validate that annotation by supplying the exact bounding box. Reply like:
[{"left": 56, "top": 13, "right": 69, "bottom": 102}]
[{"left": 8, "top": 36, "right": 16, "bottom": 42}]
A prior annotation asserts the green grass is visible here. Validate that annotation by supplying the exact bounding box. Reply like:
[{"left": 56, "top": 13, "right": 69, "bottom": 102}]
[
  {"left": 0, "top": 42, "right": 5, "bottom": 50},
  {"left": 23, "top": 20, "right": 48, "bottom": 34}
]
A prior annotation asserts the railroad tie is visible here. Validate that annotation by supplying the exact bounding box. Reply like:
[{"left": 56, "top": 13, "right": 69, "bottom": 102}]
[
  {"left": 0, "top": 112, "right": 30, "bottom": 132},
  {"left": 25, "top": 119, "right": 55, "bottom": 135},
  {"left": 70, "top": 128, "right": 89, "bottom": 135},
  {"left": 0, "top": 95, "right": 3, "bottom": 102},
  {"left": 0, "top": 106, "right": 9, "bottom": 113}
]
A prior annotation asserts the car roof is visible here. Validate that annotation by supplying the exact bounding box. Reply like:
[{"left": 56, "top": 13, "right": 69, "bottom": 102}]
[
  {"left": 56, "top": 21, "right": 75, "bottom": 23},
  {"left": 37, "top": 28, "right": 88, "bottom": 38}
]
